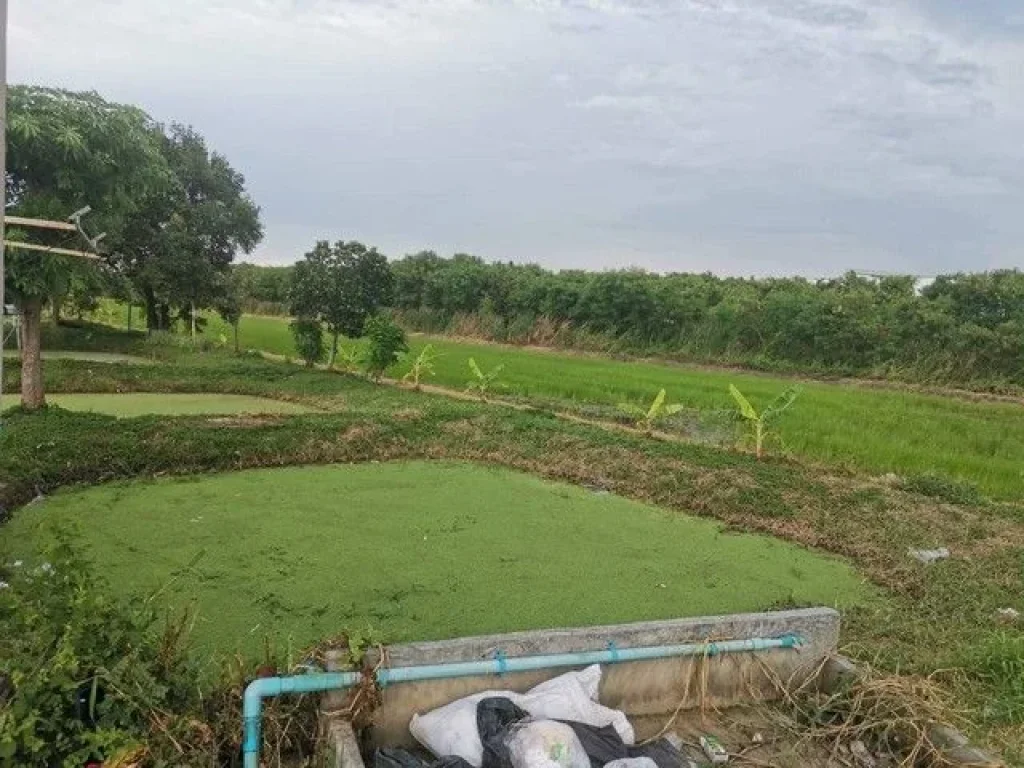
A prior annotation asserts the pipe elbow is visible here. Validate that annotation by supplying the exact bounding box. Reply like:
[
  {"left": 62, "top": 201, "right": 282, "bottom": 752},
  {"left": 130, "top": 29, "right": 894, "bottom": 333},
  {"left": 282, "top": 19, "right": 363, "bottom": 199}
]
[{"left": 244, "top": 677, "right": 280, "bottom": 717}]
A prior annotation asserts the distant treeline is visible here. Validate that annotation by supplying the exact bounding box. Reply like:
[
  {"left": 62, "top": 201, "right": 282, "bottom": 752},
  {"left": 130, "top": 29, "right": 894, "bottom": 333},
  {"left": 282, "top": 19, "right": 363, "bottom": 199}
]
[
  {"left": 232, "top": 263, "right": 292, "bottom": 314},
  {"left": 233, "top": 254, "right": 1024, "bottom": 388}
]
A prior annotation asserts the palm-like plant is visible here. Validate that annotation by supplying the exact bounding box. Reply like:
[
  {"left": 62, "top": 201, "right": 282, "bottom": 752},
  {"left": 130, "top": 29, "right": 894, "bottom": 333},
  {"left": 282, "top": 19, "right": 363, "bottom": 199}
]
[
  {"left": 617, "top": 389, "right": 683, "bottom": 432},
  {"left": 402, "top": 344, "right": 440, "bottom": 390},
  {"left": 465, "top": 358, "right": 504, "bottom": 401},
  {"left": 729, "top": 384, "right": 799, "bottom": 459}
]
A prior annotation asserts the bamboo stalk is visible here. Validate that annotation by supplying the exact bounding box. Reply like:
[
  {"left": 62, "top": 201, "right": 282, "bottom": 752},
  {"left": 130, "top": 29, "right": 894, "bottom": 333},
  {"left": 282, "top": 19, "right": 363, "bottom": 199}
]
[
  {"left": 3, "top": 240, "right": 100, "bottom": 260},
  {"left": 4, "top": 215, "right": 78, "bottom": 232}
]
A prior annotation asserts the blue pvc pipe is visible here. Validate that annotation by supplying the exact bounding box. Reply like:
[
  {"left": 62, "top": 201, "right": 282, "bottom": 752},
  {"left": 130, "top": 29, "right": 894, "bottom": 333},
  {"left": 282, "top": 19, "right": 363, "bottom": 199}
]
[{"left": 243, "top": 633, "right": 803, "bottom": 768}]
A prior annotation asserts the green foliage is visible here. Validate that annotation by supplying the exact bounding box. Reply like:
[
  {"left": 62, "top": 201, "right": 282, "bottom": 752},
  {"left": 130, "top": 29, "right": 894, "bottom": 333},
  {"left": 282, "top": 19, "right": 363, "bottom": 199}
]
[
  {"left": 362, "top": 314, "right": 407, "bottom": 379},
  {"left": 4, "top": 86, "right": 176, "bottom": 407},
  {"left": 333, "top": 343, "right": 364, "bottom": 374},
  {"left": 402, "top": 344, "right": 440, "bottom": 390},
  {"left": 729, "top": 384, "right": 799, "bottom": 459},
  {"left": 465, "top": 357, "right": 505, "bottom": 400},
  {"left": 114, "top": 124, "right": 263, "bottom": 333},
  {"left": 20, "top": 319, "right": 1024, "bottom": 501},
  {"left": 289, "top": 317, "right": 325, "bottom": 367},
  {"left": 616, "top": 388, "right": 683, "bottom": 431},
  {"left": 0, "top": 534, "right": 209, "bottom": 767},
  {"left": 5, "top": 86, "right": 170, "bottom": 305},
  {"left": 290, "top": 240, "right": 393, "bottom": 364},
  {"left": 232, "top": 263, "right": 293, "bottom": 314},
  {"left": 961, "top": 632, "right": 1024, "bottom": 724},
  {"left": 391, "top": 255, "right": 1024, "bottom": 388},
  {"left": 900, "top": 473, "right": 984, "bottom": 506}
]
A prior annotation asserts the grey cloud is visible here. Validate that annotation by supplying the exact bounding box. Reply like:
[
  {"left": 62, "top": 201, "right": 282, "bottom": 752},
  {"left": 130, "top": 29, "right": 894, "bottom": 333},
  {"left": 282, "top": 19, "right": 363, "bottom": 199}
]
[{"left": 9, "top": 0, "right": 1024, "bottom": 275}]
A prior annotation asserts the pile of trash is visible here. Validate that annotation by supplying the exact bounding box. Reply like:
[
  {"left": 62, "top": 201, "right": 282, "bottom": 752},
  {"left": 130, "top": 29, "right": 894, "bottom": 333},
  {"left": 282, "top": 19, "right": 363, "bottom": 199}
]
[{"left": 373, "top": 666, "right": 722, "bottom": 768}]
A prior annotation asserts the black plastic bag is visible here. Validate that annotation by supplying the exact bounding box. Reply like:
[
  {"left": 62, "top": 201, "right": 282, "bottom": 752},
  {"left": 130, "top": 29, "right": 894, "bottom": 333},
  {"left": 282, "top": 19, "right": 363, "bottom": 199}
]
[
  {"left": 375, "top": 747, "right": 475, "bottom": 768},
  {"left": 560, "top": 722, "right": 628, "bottom": 767},
  {"left": 473, "top": 694, "right": 684, "bottom": 768},
  {"left": 477, "top": 696, "right": 530, "bottom": 768},
  {"left": 628, "top": 739, "right": 685, "bottom": 768},
  {"left": 560, "top": 721, "right": 684, "bottom": 768}
]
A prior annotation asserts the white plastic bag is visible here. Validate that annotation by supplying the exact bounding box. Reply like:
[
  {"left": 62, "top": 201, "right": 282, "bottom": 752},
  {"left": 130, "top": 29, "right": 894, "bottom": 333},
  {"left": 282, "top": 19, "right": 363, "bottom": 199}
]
[
  {"left": 505, "top": 720, "right": 590, "bottom": 768},
  {"left": 518, "top": 667, "right": 633, "bottom": 745},
  {"left": 409, "top": 665, "right": 634, "bottom": 767},
  {"left": 604, "top": 759, "right": 659, "bottom": 768},
  {"left": 410, "top": 690, "right": 527, "bottom": 765}
]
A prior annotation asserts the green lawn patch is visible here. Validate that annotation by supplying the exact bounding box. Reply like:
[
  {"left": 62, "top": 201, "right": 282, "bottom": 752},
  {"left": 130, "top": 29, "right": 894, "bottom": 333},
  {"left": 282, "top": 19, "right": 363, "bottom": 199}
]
[
  {"left": 4, "top": 350, "right": 155, "bottom": 364},
  {"left": 46, "top": 393, "right": 312, "bottom": 417},
  {"left": 0, "top": 461, "right": 871, "bottom": 654}
]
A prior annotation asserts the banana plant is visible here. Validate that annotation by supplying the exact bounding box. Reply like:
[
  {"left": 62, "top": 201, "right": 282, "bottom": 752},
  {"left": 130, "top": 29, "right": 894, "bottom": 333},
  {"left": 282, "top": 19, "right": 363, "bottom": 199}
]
[
  {"left": 402, "top": 344, "right": 440, "bottom": 390},
  {"left": 729, "top": 384, "right": 799, "bottom": 459},
  {"left": 465, "top": 357, "right": 505, "bottom": 401},
  {"left": 334, "top": 344, "right": 363, "bottom": 375},
  {"left": 617, "top": 389, "right": 683, "bottom": 432}
]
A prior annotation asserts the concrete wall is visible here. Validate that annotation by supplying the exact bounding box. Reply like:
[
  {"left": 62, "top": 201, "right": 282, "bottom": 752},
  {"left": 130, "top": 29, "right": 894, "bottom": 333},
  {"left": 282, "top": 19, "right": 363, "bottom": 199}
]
[
  {"left": 326, "top": 608, "right": 839, "bottom": 748},
  {"left": 323, "top": 610, "right": 1001, "bottom": 767}
]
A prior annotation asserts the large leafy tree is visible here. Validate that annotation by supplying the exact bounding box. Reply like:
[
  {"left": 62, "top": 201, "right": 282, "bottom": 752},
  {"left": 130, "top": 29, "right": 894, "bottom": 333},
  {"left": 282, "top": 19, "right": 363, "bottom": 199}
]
[
  {"left": 114, "top": 124, "right": 262, "bottom": 331},
  {"left": 5, "top": 86, "right": 171, "bottom": 408},
  {"left": 290, "top": 240, "right": 393, "bottom": 365}
]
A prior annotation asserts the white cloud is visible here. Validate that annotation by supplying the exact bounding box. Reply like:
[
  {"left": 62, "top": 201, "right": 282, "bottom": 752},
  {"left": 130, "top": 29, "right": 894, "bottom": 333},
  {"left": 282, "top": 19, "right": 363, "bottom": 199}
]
[{"left": 9, "top": 0, "right": 1024, "bottom": 275}]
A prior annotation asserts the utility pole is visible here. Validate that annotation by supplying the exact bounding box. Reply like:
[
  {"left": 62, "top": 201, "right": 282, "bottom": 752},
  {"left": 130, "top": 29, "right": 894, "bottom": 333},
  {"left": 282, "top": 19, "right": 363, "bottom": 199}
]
[{"left": 0, "top": 0, "right": 8, "bottom": 418}]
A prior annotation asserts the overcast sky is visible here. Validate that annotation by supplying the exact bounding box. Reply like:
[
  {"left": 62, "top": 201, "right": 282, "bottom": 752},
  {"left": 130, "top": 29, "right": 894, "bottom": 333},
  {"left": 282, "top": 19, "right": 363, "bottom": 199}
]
[{"left": 10, "top": 1, "right": 1024, "bottom": 276}]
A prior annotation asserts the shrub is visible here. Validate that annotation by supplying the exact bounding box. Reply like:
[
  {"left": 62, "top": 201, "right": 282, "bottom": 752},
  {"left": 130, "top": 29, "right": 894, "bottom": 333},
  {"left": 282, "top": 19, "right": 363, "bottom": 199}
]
[
  {"left": 0, "top": 535, "right": 207, "bottom": 766},
  {"left": 363, "top": 314, "right": 407, "bottom": 379},
  {"left": 290, "top": 317, "right": 325, "bottom": 367},
  {"left": 0, "top": 534, "right": 321, "bottom": 767}
]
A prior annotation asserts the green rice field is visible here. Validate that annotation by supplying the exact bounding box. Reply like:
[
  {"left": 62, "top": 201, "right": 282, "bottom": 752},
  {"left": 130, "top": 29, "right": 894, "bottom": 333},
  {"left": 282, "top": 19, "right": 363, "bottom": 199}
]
[{"left": 91, "top": 307, "right": 1024, "bottom": 499}]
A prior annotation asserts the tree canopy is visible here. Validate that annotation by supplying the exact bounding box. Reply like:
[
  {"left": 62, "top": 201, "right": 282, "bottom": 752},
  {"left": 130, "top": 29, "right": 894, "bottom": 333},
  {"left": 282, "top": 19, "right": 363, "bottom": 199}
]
[
  {"left": 5, "top": 86, "right": 173, "bottom": 407},
  {"left": 3, "top": 85, "right": 263, "bottom": 407},
  {"left": 290, "top": 240, "right": 393, "bottom": 363},
  {"left": 113, "top": 124, "right": 262, "bottom": 330},
  {"left": 5, "top": 86, "right": 170, "bottom": 304}
]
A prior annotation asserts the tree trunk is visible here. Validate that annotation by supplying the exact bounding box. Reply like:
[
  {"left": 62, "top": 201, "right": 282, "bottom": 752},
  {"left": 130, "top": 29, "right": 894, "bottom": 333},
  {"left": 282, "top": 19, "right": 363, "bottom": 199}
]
[
  {"left": 233, "top": 322, "right": 240, "bottom": 354},
  {"left": 144, "top": 288, "right": 158, "bottom": 332},
  {"left": 19, "top": 298, "right": 45, "bottom": 410},
  {"left": 328, "top": 332, "right": 339, "bottom": 367},
  {"left": 127, "top": 303, "right": 132, "bottom": 331},
  {"left": 190, "top": 302, "right": 197, "bottom": 339},
  {"left": 52, "top": 297, "right": 63, "bottom": 326}
]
